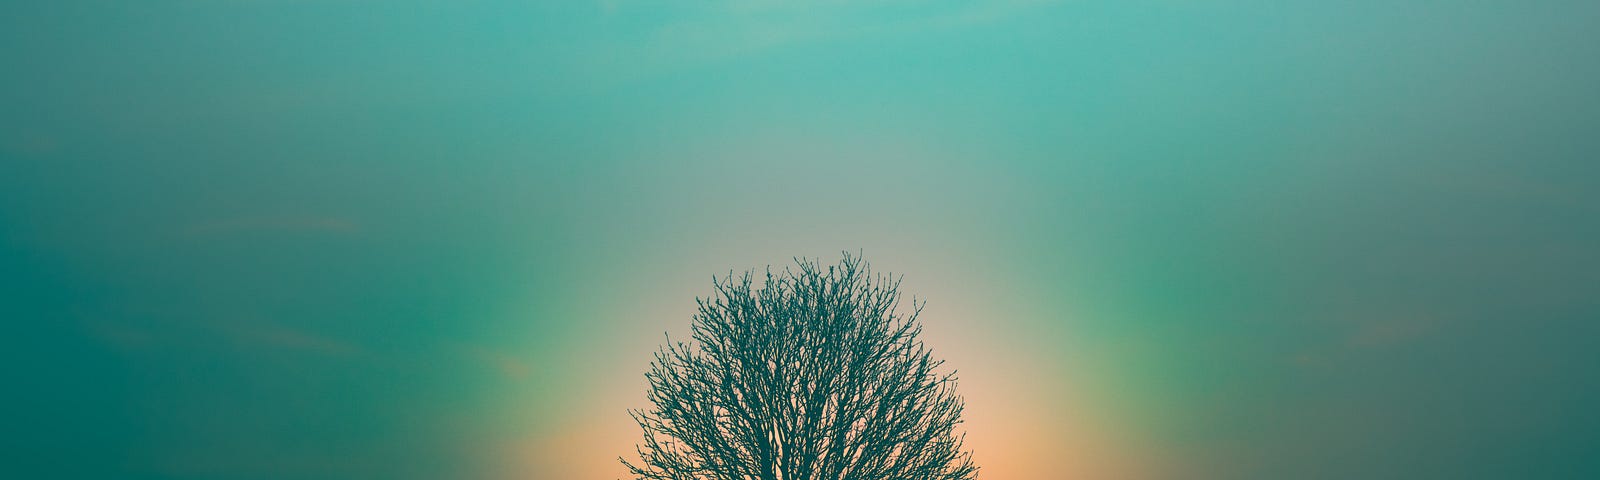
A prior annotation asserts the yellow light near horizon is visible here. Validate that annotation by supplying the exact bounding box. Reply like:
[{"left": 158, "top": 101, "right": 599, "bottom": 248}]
[{"left": 492, "top": 248, "right": 1160, "bottom": 480}]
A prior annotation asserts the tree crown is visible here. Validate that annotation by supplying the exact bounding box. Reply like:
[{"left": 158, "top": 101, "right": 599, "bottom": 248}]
[{"left": 622, "top": 254, "right": 978, "bottom": 480}]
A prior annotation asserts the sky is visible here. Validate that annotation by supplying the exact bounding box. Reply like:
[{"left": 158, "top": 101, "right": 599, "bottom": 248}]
[{"left": 3, "top": 1, "right": 1598, "bottom": 479}]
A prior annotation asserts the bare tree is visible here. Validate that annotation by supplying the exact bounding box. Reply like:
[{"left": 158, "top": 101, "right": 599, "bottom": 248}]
[{"left": 621, "top": 254, "right": 978, "bottom": 480}]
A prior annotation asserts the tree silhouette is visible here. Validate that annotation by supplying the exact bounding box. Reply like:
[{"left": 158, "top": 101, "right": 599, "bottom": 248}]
[{"left": 621, "top": 254, "right": 978, "bottom": 480}]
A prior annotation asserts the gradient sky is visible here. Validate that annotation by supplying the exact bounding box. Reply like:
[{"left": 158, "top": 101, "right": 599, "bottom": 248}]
[{"left": 3, "top": 1, "right": 1598, "bottom": 479}]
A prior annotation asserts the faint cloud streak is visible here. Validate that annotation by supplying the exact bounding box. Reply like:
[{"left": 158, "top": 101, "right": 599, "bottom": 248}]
[{"left": 182, "top": 216, "right": 361, "bottom": 237}]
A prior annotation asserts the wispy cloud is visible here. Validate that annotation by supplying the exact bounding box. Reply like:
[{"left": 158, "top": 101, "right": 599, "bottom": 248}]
[
  {"left": 84, "top": 321, "right": 156, "bottom": 351},
  {"left": 1348, "top": 316, "right": 1434, "bottom": 348},
  {"left": 215, "top": 316, "right": 363, "bottom": 356},
  {"left": 1293, "top": 314, "right": 1438, "bottom": 367},
  {"left": 467, "top": 347, "right": 534, "bottom": 381},
  {"left": 582, "top": 0, "right": 1063, "bottom": 88},
  {"left": 182, "top": 216, "right": 360, "bottom": 237}
]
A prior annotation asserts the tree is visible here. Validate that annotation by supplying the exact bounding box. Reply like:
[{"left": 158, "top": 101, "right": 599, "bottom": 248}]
[{"left": 621, "top": 254, "right": 979, "bottom": 480}]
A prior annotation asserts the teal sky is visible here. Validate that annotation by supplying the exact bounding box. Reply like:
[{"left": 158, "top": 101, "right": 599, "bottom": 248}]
[{"left": 3, "top": 1, "right": 1598, "bottom": 479}]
